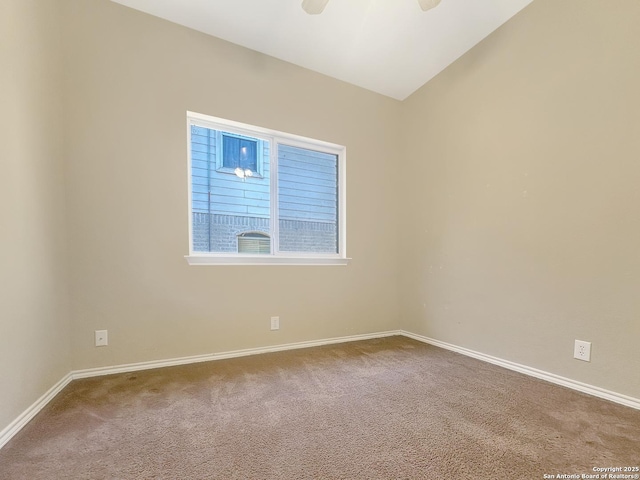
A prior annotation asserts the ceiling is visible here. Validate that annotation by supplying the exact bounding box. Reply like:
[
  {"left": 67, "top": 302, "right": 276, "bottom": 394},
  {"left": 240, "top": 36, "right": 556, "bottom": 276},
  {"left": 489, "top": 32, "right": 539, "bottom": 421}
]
[{"left": 111, "top": 0, "right": 533, "bottom": 100}]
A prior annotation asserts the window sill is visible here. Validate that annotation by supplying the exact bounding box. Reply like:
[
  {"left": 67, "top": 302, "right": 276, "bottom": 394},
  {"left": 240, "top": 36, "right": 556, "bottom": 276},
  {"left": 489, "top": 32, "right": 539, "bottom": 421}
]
[
  {"left": 184, "top": 255, "right": 351, "bottom": 266},
  {"left": 215, "top": 167, "right": 264, "bottom": 179}
]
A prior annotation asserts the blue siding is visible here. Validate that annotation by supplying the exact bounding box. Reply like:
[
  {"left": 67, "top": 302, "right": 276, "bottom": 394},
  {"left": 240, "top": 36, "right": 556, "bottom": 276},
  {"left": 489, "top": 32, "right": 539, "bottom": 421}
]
[
  {"left": 190, "top": 127, "right": 337, "bottom": 224},
  {"left": 278, "top": 145, "right": 337, "bottom": 223},
  {"left": 191, "top": 126, "right": 271, "bottom": 219}
]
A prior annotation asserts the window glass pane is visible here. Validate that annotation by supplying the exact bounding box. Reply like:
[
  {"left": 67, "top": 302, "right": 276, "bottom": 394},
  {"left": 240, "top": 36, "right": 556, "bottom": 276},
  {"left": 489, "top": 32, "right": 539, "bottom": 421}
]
[
  {"left": 191, "top": 125, "right": 270, "bottom": 253},
  {"left": 222, "top": 134, "right": 258, "bottom": 172},
  {"left": 277, "top": 144, "right": 338, "bottom": 254}
]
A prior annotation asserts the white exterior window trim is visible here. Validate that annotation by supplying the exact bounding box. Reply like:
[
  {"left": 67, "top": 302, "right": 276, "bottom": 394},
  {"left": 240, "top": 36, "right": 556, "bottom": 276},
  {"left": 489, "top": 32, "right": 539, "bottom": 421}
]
[
  {"left": 185, "top": 111, "right": 350, "bottom": 266},
  {"left": 215, "top": 130, "right": 265, "bottom": 178}
]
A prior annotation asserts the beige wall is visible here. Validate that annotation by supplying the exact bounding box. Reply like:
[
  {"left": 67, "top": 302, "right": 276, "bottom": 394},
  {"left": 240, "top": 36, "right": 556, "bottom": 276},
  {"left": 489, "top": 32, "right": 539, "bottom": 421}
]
[
  {"left": 62, "top": 0, "right": 401, "bottom": 369},
  {"left": 400, "top": 0, "right": 640, "bottom": 398},
  {"left": 0, "top": 0, "right": 71, "bottom": 430}
]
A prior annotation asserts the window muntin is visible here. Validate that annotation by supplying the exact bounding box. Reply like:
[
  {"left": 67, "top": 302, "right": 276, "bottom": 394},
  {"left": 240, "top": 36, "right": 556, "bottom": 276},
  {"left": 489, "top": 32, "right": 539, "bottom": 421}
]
[{"left": 187, "top": 112, "right": 347, "bottom": 265}]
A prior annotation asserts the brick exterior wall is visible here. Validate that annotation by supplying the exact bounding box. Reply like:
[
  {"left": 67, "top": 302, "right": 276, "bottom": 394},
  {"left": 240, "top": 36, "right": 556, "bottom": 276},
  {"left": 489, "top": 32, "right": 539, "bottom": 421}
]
[
  {"left": 192, "top": 213, "right": 336, "bottom": 253},
  {"left": 278, "top": 219, "right": 337, "bottom": 253}
]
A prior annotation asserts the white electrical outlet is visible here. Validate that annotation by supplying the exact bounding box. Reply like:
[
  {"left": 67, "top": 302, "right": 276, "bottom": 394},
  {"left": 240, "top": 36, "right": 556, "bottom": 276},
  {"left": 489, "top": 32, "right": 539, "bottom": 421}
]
[
  {"left": 95, "top": 330, "right": 108, "bottom": 347},
  {"left": 574, "top": 340, "right": 591, "bottom": 362},
  {"left": 270, "top": 316, "right": 280, "bottom": 331}
]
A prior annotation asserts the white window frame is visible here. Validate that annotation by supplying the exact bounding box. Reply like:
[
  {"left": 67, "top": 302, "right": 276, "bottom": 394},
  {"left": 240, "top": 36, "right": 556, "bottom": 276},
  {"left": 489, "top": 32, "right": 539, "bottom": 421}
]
[{"left": 185, "top": 111, "right": 349, "bottom": 266}]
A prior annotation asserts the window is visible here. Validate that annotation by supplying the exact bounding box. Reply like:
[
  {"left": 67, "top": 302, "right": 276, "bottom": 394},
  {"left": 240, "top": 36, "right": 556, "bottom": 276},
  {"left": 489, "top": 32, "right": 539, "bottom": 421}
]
[
  {"left": 217, "top": 132, "right": 263, "bottom": 176},
  {"left": 186, "top": 111, "right": 348, "bottom": 265}
]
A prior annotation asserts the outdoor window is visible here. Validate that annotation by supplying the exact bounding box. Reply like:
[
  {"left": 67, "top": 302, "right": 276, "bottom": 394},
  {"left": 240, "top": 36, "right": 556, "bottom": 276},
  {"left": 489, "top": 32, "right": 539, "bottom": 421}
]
[
  {"left": 186, "top": 111, "right": 348, "bottom": 265},
  {"left": 220, "top": 129, "right": 261, "bottom": 174}
]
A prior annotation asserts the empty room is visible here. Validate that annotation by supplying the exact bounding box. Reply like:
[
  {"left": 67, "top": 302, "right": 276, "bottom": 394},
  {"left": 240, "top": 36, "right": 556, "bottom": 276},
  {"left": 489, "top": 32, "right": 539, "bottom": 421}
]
[{"left": 1, "top": 0, "right": 639, "bottom": 478}]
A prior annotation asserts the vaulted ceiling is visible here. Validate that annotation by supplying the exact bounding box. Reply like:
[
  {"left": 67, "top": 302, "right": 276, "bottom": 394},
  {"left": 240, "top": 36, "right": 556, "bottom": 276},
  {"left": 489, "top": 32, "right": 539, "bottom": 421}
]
[{"left": 111, "top": 0, "right": 533, "bottom": 100}]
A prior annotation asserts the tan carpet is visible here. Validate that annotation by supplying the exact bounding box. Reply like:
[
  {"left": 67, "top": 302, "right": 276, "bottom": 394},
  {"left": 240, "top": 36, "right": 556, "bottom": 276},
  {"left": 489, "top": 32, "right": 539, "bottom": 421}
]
[{"left": 1, "top": 336, "right": 638, "bottom": 479}]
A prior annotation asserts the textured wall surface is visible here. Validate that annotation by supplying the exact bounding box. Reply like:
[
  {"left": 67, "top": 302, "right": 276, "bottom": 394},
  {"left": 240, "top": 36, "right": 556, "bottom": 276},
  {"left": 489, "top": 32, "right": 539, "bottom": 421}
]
[
  {"left": 0, "top": 0, "right": 71, "bottom": 432},
  {"left": 400, "top": 0, "right": 640, "bottom": 398}
]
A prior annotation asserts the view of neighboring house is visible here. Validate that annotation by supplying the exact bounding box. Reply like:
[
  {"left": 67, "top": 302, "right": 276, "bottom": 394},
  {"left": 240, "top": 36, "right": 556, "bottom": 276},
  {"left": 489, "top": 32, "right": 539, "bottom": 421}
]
[{"left": 191, "top": 125, "right": 339, "bottom": 254}]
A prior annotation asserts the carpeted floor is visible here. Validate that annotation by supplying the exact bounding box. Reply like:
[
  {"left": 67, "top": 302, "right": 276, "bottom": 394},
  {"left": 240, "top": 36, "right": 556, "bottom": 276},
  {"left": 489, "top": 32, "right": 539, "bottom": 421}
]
[{"left": 1, "top": 336, "right": 638, "bottom": 479}]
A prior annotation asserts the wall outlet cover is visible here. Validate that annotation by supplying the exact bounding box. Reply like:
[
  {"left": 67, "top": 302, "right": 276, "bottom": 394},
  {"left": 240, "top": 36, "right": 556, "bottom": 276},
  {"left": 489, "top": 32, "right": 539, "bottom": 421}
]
[
  {"left": 95, "top": 330, "right": 108, "bottom": 347},
  {"left": 574, "top": 340, "right": 591, "bottom": 362}
]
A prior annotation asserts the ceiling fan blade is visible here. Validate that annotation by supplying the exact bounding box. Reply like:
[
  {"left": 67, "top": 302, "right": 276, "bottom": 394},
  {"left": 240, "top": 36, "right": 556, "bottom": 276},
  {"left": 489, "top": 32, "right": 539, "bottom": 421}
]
[
  {"left": 301, "top": 0, "right": 330, "bottom": 15},
  {"left": 417, "top": 0, "right": 442, "bottom": 11}
]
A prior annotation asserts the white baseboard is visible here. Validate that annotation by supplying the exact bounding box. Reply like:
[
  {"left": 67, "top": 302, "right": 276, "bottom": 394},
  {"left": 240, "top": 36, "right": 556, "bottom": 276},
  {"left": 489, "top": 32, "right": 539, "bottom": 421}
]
[
  {"left": 400, "top": 330, "right": 640, "bottom": 411},
  {"left": 0, "top": 373, "right": 73, "bottom": 450},
  {"left": 71, "top": 330, "right": 401, "bottom": 379},
  {"left": 3, "top": 328, "right": 639, "bottom": 451}
]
